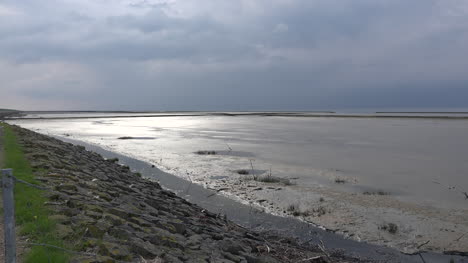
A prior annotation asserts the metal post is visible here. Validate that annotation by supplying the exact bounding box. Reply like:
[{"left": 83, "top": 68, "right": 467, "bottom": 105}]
[{"left": 2, "top": 169, "right": 16, "bottom": 263}]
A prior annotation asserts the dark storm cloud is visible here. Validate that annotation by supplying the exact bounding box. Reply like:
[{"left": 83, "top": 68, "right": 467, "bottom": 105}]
[{"left": 1, "top": 0, "right": 468, "bottom": 110}]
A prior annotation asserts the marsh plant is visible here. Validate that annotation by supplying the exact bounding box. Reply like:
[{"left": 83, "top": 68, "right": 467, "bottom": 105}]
[
  {"left": 247, "top": 161, "right": 294, "bottom": 185},
  {"left": 334, "top": 177, "right": 347, "bottom": 184},
  {"left": 313, "top": 206, "right": 327, "bottom": 217},
  {"left": 286, "top": 204, "right": 311, "bottom": 217},
  {"left": 380, "top": 223, "right": 398, "bottom": 234}
]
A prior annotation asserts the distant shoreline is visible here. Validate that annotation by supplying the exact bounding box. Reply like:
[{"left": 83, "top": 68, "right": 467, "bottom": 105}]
[{"left": 8, "top": 112, "right": 468, "bottom": 120}]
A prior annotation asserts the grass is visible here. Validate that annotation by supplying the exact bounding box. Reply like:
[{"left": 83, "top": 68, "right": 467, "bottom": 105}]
[
  {"left": 252, "top": 167, "right": 294, "bottom": 185},
  {"left": 1, "top": 123, "right": 70, "bottom": 262}
]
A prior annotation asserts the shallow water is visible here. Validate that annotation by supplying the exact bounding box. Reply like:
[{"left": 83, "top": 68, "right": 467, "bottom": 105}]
[{"left": 12, "top": 114, "right": 468, "bottom": 209}]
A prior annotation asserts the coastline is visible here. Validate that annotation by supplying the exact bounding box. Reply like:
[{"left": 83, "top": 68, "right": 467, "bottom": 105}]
[
  {"left": 7, "top": 111, "right": 468, "bottom": 120},
  {"left": 5, "top": 124, "right": 467, "bottom": 262},
  {"left": 8, "top": 115, "right": 468, "bottom": 261},
  {"left": 5, "top": 124, "right": 373, "bottom": 262}
]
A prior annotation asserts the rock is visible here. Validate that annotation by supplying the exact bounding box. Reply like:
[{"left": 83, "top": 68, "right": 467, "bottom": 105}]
[
  {"left": 49, "top": 214, "right": 71, "bottom": 224},
  {"left": 108, "top": 227, "right": 131, "bottom": 239},
  {"left": 87, "top": 225, "right": 106, "bottom": 238},
  {"left": 244, "top": 255, "right": 279, "bottom": 263},
  {"left": 85, "top": 210, "right": 103, "bottom": 220},
  {"left": 128, "top": 216, "right": 151, "bottom": 227},
  {"left": 72, "top": 255, "right": 115, "bottom": 263},
  {"left": 129, "top": 238, "right": 158, "bottom": 258},
  {"left": 108, "top": 208, "right": 131, "bottom": 220},
  {"left": 170, "top": 222, "right": 187, "bottom": 235},
  {"left": 103, "top": 213, "right": 124, "bottom": 226},
  {"left": 98, "top": 242, "right": 132, "bottom": 261},
  {"left": 213, "top": 234, "right": 224, "bottom": 240},
  {"left": 163, "top": 254, "right": 184, "bottom": 263},
  {"left": 220, "top": 240, "right": 248, "bottom": 255},
  {"left": 55, "top": 224, "right": 74, "bottom": 239},
  {"left": 55, "top": 184, "right": 78, "bottom": 192}
]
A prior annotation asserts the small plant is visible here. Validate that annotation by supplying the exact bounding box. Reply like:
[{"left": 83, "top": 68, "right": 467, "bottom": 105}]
[
  {"left": 286, "top": 204, "right": 310, "bottom": 217},
  {"left": 287, "top": 204, "right": 298, "bottom": 212},
  {"left": 257, "top": 175, "right": 281, "bottom": 183},
  {"left": 134, "top": 172, "right": 142, "bottom": 177},
  {"left": 319, "top": 197, "right": 325, "bottom": 202},
  {"left": 315, "top": 206, "right": 327, "bottom": 216},
  {"left": 334, "top": 178, "right": 346, "bottom": 184},
  {"left": 380, "top": 223, "right": 398, "bottom": 234}
]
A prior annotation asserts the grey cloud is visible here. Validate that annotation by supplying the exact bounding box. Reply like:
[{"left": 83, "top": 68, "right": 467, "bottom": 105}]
[{"left": 1, "top": 0, "right": 468, "bottom": 110}]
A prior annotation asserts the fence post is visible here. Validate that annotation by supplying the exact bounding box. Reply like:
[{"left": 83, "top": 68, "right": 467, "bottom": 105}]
[{"left": 2, "top": 168, "right": 16, "bottom": 263}]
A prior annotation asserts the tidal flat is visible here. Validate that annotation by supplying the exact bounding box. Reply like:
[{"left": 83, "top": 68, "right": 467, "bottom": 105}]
[{"left": 9, "top": 112, "right": 468, "bottom": 255}]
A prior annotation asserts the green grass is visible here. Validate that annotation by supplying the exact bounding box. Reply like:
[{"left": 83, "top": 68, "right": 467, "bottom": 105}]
[{"left": 1, "top": 123, "right": 70, "bottom": 262}]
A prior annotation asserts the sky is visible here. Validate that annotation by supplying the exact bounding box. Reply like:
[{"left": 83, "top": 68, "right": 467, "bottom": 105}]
[{"left": 1, "top": 0, "right": 468, "bottom": 111}]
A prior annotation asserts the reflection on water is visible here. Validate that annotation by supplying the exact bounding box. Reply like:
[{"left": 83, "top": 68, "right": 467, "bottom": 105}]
[{"left": 11, "top": 115, "right": 468, "bottom": 209}]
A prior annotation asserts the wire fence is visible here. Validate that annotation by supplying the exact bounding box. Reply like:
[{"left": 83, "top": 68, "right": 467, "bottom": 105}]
[{"left": 1, "top": 169, "right": 103, "bottom": 263}]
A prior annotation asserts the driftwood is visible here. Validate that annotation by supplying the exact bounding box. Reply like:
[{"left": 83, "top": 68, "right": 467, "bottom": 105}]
[
  {"left": 318, "top": 240, "right": 332, "bottom": 262},
  {"left": 207, "top": 187, "right": 229, "bottom": 197},
  {"left": 417, "top": 240, "right": 430, "bottom": 249}
]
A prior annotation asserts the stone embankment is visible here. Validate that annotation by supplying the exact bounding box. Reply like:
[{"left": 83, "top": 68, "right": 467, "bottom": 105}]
[{"left": 11, "top": 125, "right": 369, "bottom": 263}]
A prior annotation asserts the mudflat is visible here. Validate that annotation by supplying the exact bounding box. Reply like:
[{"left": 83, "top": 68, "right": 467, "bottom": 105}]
[{"left": 8, "top": 125, "right": 370, "bottom": 262}]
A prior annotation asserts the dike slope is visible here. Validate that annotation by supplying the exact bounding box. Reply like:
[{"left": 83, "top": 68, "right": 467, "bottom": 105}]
[{"left": 9, "top": 125, "right": 371, "bottom": 263}]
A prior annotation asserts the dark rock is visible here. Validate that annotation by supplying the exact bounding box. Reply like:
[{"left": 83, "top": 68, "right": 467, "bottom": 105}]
[
  {"left": 55, "top": 184, "right": 78, "bottom": 192},
  {"left": 129, "top": 238, "right": 158, "bottom": 258},
  {"left": 98, "top": 242, "right": 132, "bottom": 261}
]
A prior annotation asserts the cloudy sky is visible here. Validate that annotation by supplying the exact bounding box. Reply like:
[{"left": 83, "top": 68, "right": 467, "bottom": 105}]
[{"left": 1, "top": 0, "right": 468, "bottom": 111}]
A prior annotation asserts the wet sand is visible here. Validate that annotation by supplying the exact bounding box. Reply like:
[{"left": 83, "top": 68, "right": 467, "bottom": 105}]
[
  {"left": 57, "top": 136, "right": 468, "bottom": 262},
  {"left": 9, "top": 114, "right": 468, "bottom": 258}
]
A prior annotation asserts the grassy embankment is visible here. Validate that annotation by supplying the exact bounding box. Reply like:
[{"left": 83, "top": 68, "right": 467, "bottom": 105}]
[{"left": 1, "top": 123, "right": 70, "bottom": 262}]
